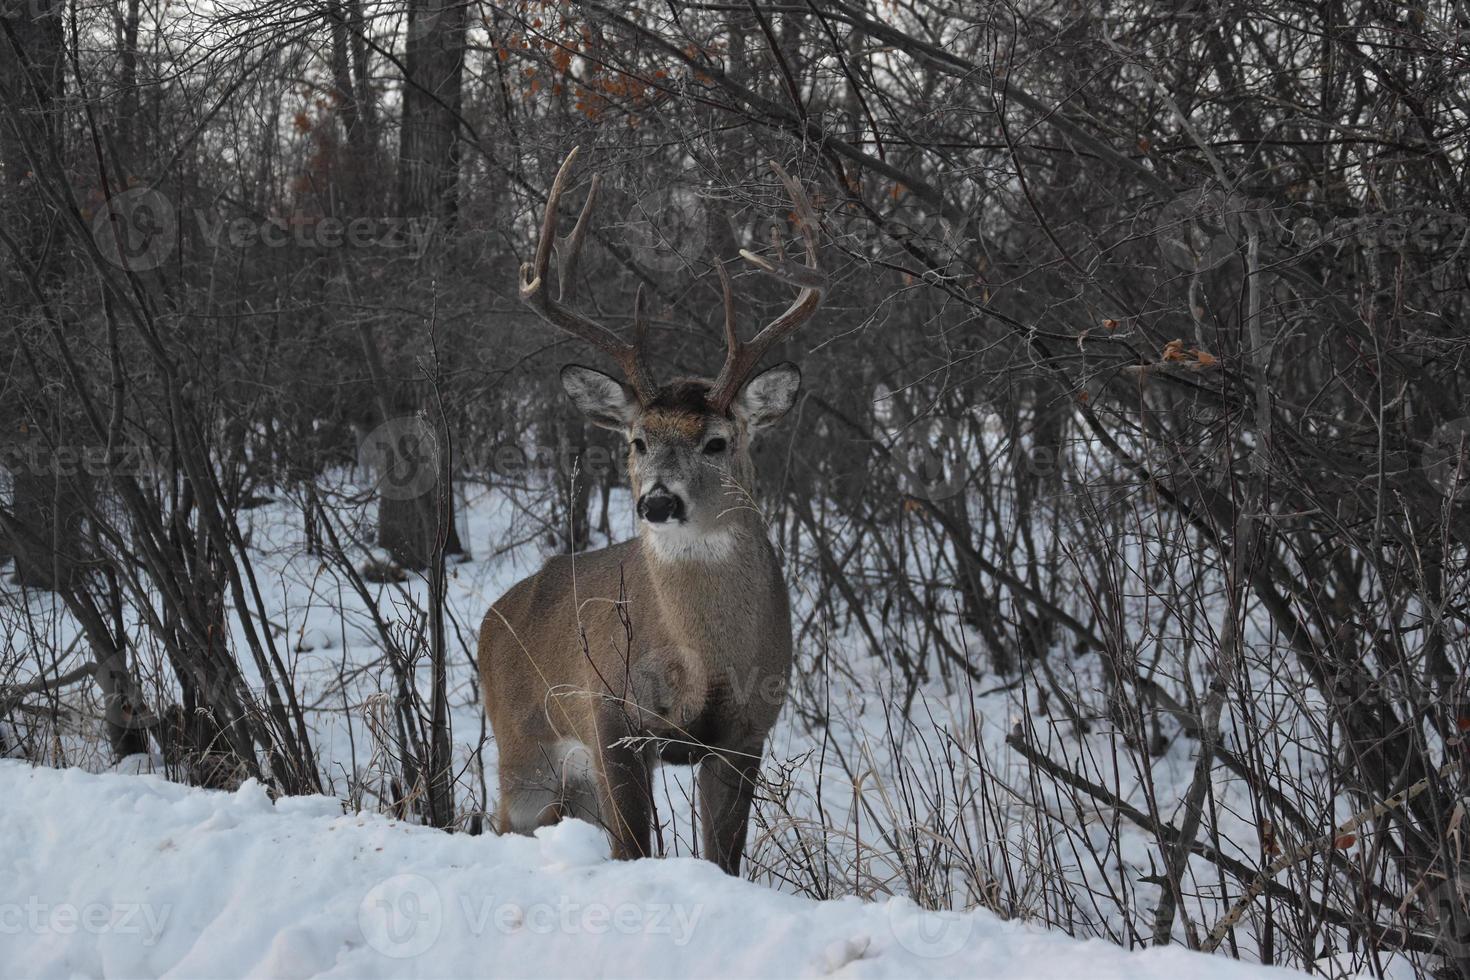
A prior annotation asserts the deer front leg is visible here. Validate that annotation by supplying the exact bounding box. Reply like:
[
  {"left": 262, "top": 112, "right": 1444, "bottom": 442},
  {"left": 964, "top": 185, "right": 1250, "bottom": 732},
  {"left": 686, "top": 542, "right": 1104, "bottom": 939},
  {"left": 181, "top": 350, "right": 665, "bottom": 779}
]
[
  {"left": 698, "top": 748, "right": 761, "bottom": 875},
  {"left": 593, "top": 742, "right": 653, "bottom": 860}
]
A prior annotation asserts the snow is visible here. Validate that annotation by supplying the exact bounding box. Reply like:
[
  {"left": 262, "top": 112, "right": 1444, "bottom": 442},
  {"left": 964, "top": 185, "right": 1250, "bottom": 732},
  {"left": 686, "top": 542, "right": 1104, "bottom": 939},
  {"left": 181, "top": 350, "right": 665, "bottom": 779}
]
[
  {"left": 0, "top": 761, "right": 1295, "bottom": 979},
  {"left": 0, "top": 465, "right": 1384, "bottom": 974}
]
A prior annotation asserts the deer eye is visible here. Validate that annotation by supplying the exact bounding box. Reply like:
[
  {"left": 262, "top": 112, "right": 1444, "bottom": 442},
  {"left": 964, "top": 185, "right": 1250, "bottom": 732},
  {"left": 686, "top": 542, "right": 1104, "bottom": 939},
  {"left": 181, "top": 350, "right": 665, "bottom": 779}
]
[
  {"left": 702, "top": 437, "right": 727, "bottom": 455},
  {"left": 631, "top": 438, "right": 647, "bottom": 454}
]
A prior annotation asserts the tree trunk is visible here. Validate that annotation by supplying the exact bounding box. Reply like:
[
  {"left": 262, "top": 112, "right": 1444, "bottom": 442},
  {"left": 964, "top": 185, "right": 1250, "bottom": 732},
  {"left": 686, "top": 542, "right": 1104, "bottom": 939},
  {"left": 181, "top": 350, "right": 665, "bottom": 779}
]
[
  {"left": 374, "top": 0, "right": 466, "bottom": 570},
  {"left": 1, "top": 2, "right": 80, "bottom": 591},
  {"left": 8, "top": 466, "right": 87, "bottom": 591}
]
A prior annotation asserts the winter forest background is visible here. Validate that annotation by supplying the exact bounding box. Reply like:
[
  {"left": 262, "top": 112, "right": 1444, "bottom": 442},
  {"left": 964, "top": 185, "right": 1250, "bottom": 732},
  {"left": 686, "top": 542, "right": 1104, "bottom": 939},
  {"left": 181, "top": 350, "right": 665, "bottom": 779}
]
[{"left": 2, "top": 0, "right": 1469, "bottom": 977}]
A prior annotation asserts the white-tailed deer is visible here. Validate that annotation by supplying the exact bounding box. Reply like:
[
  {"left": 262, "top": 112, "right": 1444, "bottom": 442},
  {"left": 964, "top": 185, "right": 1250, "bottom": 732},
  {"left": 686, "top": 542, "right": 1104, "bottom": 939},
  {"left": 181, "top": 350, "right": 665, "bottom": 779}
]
[{"left": 478, "top": 148, "right": 823, "bottom": 874}]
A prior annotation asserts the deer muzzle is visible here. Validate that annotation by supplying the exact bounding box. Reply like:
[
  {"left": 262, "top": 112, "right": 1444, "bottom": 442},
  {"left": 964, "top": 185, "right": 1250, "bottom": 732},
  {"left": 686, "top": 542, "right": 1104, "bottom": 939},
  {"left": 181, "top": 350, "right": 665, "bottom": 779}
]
[{"left": 637, "top": 484, "right": 686, "bottom": 525}]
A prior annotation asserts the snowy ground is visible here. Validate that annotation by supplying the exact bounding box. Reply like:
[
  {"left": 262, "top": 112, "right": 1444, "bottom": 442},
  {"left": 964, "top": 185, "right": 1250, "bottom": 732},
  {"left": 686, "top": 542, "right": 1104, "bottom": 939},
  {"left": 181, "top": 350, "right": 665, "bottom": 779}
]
[
  {"left": 0, "top": 471, "right": 1370, "bottom": 976},
  {"left": 0, "top": 762, "right": 1296, "bottom": 979}
]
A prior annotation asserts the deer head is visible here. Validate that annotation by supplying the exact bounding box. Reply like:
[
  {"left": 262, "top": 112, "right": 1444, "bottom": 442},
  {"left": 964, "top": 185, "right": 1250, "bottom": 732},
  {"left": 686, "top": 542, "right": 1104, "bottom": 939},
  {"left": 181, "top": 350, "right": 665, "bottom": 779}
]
[{"left": 518, "top": 148, "right": 824, "bottom": 555}]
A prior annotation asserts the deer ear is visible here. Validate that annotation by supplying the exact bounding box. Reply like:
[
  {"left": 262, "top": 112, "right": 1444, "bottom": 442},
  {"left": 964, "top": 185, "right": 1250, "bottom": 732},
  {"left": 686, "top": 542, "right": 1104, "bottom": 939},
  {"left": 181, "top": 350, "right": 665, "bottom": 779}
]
[
  {"left": 733, "top": 362, "right": 802, "bottom": 430},
  {"left": 561, "top": 364, "right": 639, "bottom": 430}
]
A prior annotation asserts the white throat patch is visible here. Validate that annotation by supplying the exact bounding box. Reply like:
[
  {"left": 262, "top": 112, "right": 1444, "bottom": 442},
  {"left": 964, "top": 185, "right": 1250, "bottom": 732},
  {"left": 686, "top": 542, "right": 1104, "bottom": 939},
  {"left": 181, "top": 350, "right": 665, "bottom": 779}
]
[{"left": 642, "top": 522, "right": 740, "bottom": 564}]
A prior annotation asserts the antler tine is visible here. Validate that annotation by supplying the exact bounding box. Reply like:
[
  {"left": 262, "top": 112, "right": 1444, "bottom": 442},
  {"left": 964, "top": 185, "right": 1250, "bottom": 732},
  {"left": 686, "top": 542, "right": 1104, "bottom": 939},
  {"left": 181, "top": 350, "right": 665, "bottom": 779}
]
[
  {"left": 519, "top": 146, "right": 578, "bottom": 301},
  {"left": 713, "top": 258, "right": 738, "bottom": 355},
  {"left": 556, "top": 173, "right": 600, "bottom": 302},
  {"left": 708, "top": 160, "right": 826, "bottom": 413},
  {"left": 517, "top": 146, "right": 659, "bottom": 402},
  {"left": 632, "top": 282, "right": 649, "bottom": 349}
]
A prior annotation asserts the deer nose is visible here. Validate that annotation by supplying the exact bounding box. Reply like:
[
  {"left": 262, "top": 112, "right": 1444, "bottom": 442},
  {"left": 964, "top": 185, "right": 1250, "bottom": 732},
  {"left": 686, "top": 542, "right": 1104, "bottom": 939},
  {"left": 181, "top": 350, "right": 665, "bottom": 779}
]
[{"left": 637, "top": 484, "right": 686, "bottom": 524}]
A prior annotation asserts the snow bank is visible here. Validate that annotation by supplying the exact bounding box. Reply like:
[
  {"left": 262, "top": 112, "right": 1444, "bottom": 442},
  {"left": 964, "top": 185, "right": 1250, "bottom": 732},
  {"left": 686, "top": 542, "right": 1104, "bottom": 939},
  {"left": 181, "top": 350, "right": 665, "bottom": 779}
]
[{"left": 0, "top": 763, "right": 1294, "bottom": 979}]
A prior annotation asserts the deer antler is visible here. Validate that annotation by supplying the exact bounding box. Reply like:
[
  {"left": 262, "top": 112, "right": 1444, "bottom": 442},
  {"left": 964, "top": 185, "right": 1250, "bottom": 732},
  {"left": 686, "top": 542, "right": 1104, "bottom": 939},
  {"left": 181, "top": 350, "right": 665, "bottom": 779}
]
[
  {"left": 707, "top": 160, "right": 826, "bottom": 414},
  {"left": 518, "top": 146, "right": 658, "bottom": 402}
]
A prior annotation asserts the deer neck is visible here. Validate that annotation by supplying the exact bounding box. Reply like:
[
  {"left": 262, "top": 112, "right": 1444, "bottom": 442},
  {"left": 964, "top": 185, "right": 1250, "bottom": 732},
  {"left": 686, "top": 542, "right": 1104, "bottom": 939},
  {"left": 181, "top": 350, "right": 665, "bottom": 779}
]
[
  {"left": 639, "top": 504, "right": 769, "bottom": 568},
  {"left": 637, "top": 508, "right": 775, "bottom": 637}
]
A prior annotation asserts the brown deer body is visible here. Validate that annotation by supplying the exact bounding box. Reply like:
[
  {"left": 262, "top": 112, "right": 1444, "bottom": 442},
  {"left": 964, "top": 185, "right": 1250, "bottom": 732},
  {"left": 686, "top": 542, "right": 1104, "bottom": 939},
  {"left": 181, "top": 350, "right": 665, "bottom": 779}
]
[{"left": 478, "top": 149, "right": 823, "bottom": 874}]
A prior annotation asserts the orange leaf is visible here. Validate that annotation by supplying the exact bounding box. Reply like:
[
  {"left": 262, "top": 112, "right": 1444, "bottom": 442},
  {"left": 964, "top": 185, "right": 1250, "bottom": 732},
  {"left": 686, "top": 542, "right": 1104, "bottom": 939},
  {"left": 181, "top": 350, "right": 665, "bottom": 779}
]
[
  {"left": 1193, "top": 349, "right": 1218, "bottom": 367},
  {"left": 1103, "top": 318, "right": 1119, "bottom": 330},
  {"left": 1334, "top": 833, "right": 1357, "bottom": 849}
]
